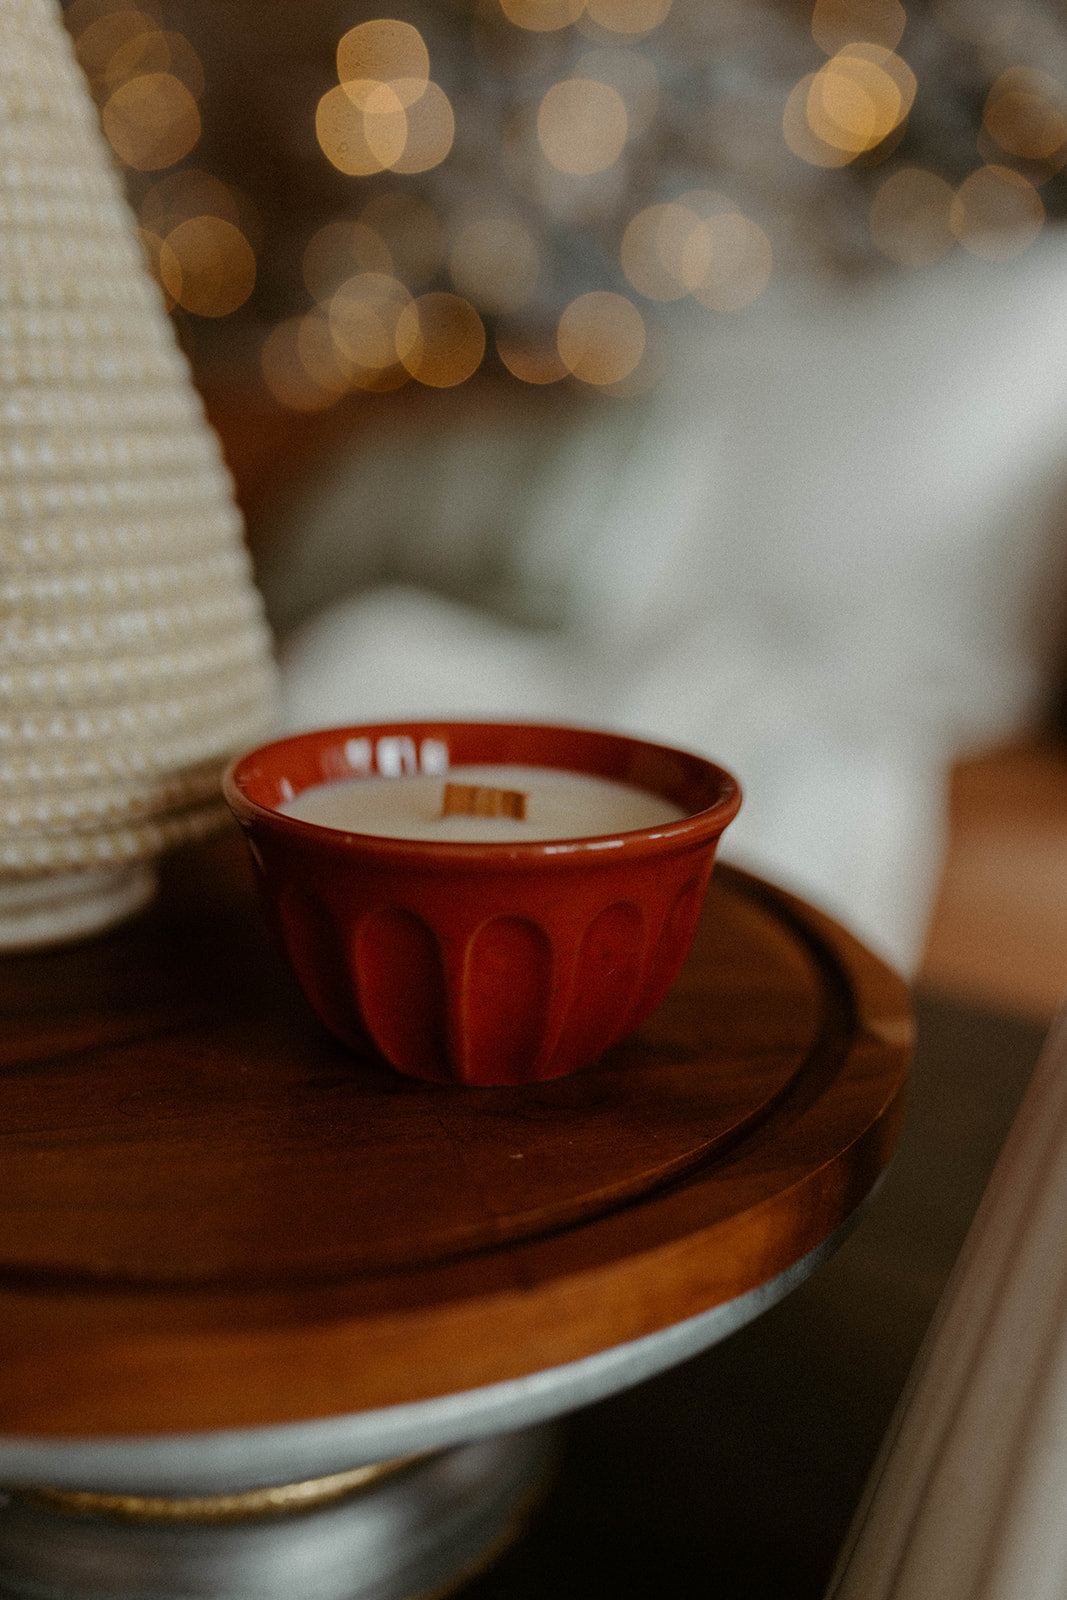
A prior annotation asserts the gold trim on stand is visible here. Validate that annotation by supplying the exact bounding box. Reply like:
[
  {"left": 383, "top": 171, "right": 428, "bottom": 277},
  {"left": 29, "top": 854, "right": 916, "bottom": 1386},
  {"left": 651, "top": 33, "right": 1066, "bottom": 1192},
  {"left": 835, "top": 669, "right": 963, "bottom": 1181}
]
[{"left": 15, "top": 1456, "right": 429, "bottom": 1525}]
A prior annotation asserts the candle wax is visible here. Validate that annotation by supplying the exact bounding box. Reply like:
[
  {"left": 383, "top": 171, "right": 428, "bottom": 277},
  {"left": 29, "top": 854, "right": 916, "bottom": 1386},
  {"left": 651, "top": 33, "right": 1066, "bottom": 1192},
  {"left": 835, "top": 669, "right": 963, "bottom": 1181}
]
[{"left": 279, "top": 764, "right": 686, "bottom": 842}]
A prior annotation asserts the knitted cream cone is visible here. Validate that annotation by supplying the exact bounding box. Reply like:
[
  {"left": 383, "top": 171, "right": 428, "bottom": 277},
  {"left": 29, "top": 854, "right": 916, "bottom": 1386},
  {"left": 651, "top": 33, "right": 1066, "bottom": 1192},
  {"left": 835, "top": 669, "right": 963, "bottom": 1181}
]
[{"left": 0, "top": 0, "right": 278, "bottom": 947}]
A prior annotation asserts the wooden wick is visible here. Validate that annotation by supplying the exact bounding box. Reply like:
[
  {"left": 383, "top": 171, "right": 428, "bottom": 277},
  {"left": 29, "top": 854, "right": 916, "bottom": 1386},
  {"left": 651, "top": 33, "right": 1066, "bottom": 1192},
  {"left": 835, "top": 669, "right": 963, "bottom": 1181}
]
[{"left": 441, "top": 783, "right": 527, "bottom": 820}]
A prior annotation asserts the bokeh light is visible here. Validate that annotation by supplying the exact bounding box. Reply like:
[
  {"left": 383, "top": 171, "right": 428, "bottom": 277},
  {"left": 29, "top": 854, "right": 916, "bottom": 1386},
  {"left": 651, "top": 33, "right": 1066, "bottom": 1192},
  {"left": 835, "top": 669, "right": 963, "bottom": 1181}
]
[
  {"left": 158, "top": 216, "right": 256, "bottom": 316},
  {"left": 65, "top": 0, "right": 161, "bottom": 32},
  {"left": 806, "top": 46, "right": 915, "bottom": 156},
  {"left": 449, "top": 217, "right": 540, "bottom": 313},
  {"left": 73, "top": 7, "right": 160, "bottom": 86},
  {"left": 537, "top": 78, "right": 628, "bottom": 175},
  {"left": 682, "top": 193, "right": 773, "bottom": 310},
  {"left": 950, "top": 164, "right": 1045, "bottom": 260},
  {"left": 395, "top": 292, "right": 486, "bottom": 386},
  {"left": 328, "top": 271, "right": 412, "bottom": 376},
  {"left": 496, "top": 325, "right": 568, "bottom": 383},
  {"left": 498, "top": 0, "right": 584, "bottom": 34},
  {"left": 103, "top": 28, "right": 204, "bottom": 98},
  {"left": 869, "top": 167, "right": 956, "bottom": 265},
  {"left": 557, "top": 291, "right": 645, "bottom": 385},
  {"left": 101, "top": 71, "right": 200, "bottom": 169},
  {"left": 811, "top": 0, "right": 906, "bottom": 55},
  {"left": 383, "top": 80, "right": 455, "bottom": 173},
  {"left": 582, "top": 0, "right": 672, "bottom": 36},
  {"left": 65, "top": 0, "right": 1065, "bottom": 398},
  {"left": 336, "top": 19, "right": 430, "bottom": 99},
  {"left": 316, "top": 83, "right": 401, "bottom": 176},
  {"left": 317, "top": 71, "right": 452, "bottom": 176},
  {"left": 296, "top": 309, "right": 359, "bottom": 397},
  {"left": 621, "top": 201, "right": 705, "bottom": 300},
  {"left": 622, "top": 195, "right": 771, "bottom": 309},
  {"left": 784, "top": 44, "right": 915, "bottom": 167},
  {"left": 303, "top": 220, "right": 394, "bottom": 303},
  {"left": 502, "top": 104, "right": 629, "bottom": 219},
  {"left": 576, "top": 47, "right": 659, "bottom": 139},
  {"left": 983, "top": 68, "right": 1067, "bottom": 164},
  {"left": 783, "top": 73, "right": 853, "bottom": 167},
  {"left": 140, "top": 168, "right": 257, "bottom": 240},
  {"left": 261, "top": 316, "right": 342, "bottom": 413}
]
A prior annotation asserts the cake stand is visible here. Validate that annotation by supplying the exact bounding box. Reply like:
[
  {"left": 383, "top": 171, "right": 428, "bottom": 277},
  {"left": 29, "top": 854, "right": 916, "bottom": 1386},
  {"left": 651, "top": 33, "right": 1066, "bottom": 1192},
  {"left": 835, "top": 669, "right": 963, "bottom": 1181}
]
[{"left": 0, "top": 834, "right": 911, "bottom": 1599}]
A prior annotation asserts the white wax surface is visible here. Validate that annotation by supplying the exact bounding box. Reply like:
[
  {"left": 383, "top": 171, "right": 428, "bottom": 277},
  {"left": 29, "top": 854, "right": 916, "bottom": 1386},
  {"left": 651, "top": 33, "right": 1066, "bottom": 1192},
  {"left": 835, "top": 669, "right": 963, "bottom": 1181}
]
[{"left": 278, "top": 764, "right": 687, "bottom": 842}]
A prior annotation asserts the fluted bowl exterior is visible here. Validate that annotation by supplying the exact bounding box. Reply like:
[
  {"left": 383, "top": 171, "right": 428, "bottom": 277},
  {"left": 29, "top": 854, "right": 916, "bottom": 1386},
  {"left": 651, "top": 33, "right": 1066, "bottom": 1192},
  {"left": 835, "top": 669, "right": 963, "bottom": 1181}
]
[{"left": 224, "top": 722, "right": 741, "bottom": 1087}]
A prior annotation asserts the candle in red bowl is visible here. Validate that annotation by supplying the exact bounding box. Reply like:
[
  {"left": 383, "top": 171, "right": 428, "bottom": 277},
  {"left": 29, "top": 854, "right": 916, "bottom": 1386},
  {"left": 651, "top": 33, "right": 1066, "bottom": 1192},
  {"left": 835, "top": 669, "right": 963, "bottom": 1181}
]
[{"left": 223, "top": 721, "right": 741, "bottom": 1087}]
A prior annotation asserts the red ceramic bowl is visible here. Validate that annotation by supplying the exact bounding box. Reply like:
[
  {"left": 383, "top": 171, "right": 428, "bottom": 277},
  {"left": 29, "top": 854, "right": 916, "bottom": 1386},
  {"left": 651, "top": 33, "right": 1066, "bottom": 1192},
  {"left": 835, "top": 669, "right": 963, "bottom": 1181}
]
[{"left": 224, "top": 722, "right": 741, "bottom": 1087}]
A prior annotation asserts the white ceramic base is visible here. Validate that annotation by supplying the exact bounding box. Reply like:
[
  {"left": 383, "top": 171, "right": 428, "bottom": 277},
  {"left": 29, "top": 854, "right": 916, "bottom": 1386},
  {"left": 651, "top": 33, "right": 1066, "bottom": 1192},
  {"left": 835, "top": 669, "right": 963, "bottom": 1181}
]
[{"left": 0, "top": 865, "right": 158, "bottom": 952}]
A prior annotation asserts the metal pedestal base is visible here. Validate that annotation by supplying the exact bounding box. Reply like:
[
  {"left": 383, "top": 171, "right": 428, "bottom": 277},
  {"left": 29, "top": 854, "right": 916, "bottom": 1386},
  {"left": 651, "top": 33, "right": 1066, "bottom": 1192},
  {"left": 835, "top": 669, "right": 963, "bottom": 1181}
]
[{"left": 0, "top": 1428, "right": 553, "bottom": 1600}]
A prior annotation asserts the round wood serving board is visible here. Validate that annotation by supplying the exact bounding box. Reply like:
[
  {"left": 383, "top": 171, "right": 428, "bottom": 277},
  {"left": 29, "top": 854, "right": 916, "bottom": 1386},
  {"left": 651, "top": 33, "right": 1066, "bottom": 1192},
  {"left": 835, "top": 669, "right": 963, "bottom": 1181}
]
[{"left": 0, "top": 833, "right": 911, "bottom": 1437}]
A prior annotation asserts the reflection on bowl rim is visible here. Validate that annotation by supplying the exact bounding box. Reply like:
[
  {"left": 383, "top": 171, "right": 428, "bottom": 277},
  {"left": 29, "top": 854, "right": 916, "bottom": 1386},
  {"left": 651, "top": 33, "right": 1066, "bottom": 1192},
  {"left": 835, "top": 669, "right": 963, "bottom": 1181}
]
[{"left": 223, "top": 719, "right": 742, "bottom": 868}]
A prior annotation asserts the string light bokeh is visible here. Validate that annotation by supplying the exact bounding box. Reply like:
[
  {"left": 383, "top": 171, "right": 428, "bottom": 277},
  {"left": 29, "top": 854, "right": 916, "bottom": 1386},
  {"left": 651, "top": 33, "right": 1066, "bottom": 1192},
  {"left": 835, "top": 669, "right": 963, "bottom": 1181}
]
[{"left": 60, "top": 0, "right": 1067, "bottom": 409}]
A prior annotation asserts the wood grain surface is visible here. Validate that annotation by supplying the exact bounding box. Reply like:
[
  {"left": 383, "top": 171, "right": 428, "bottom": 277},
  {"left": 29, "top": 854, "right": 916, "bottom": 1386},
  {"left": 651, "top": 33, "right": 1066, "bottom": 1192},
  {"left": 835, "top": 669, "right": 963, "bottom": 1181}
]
[{"left": 0, "top": 832, "right": 912, "bottom": 1437}]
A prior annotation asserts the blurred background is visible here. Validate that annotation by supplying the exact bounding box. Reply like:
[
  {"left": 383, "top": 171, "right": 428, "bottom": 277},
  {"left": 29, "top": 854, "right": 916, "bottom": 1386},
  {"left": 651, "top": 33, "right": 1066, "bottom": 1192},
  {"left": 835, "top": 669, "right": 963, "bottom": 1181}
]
[
  {"left": 55, "top": 0, "right": 1067, "bottom": 991},
  {"left": 48, "top": 4, "right": 1067, "bottom": 1592}
]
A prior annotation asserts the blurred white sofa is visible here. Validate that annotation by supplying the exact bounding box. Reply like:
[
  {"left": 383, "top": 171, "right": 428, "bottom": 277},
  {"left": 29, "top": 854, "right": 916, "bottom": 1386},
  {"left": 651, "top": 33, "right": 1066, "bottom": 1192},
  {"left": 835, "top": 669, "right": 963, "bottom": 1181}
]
[{"left": 265, "top": 233, "right": 1067, "bottom": 975}]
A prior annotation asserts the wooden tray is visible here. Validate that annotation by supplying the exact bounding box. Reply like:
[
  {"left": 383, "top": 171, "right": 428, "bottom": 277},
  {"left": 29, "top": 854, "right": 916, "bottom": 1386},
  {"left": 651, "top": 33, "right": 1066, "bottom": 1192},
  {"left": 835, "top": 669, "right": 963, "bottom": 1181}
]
[{"left": 0, "top": 834, "right": 911, "bottom": 1438}]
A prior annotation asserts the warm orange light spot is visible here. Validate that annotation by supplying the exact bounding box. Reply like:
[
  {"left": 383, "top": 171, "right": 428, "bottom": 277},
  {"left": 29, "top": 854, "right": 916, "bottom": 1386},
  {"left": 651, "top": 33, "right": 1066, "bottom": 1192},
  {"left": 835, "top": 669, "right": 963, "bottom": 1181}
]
[
  {"left": 295, "top": 310, "right": 358, "bottom": 396},
  {"left": 336, "top": 19, "right": 430, "bottom": 98},
  {"left": 557, "top": 291, "right": 644, "bottom": 385},
  {"left": 496, "top": 326, "right": 568, "bottom": 383},
  {"left": 986, "top": 90, "right": 1067, "bottom": 158},
  {"left": 783, "top": 75, "right": 854, "bottom": 167},
  {"left": 303, "top": 221, "right": 393, "bottom": 303},
  {"left": 105, "top": 28, "right": 168, "bottom": 82},
  {"left": 344, "top": 79, "right": 410, "bottom": 166},
  {"left": 316, "top": 83, "right": 394, "bottom": 176},
  {"left": 869, "top": 167, "right": 955, "bottom": 265},
  {"left": 67, "top": 0, "right": 163, "bottom": 32},
  {"left": 385, "top": 80, "right": 455, "bottom": 172},
  {"left": 538, "top": 78, "right": 628, "bottom": 174},
  {"left": 582, "top": 0, "right": 671, "bottom": 34},
  {"left": 395, "top": 293, "right": 486, "bottom": 386},
  {"left": 950, "top": 164, "right": 1044, "bottom": 260},
  {"left": 104, "top": 29, "right": 205, "bottom": 99},
  {"left": 66, "top": 0, "right": 160, "bottom": 38},
  {"left": 576, "top": 47, "right": 659, "bottom": 138},
  {"left": 499, "top": 0, "right": 585, "bottom": 33},
  {"left": 101, "top": 72, "right": 201, "bottom": 170},
  {"left": 329, "top": 272, "right": 412, "bottom": 372},
  {"left": 140, "top": 168, "right": 253, "bottom": 235},
  {"left": 317, "top": 77, "right": 452, "bottom": 176},
  {"left": 73, "top": 8, "right": 159, "bottom": 86},
  {"left": 983, "top": 69, "right": 1067, "bottom": 162},
  {"left": 158, "top": 216, "right": 256, "bottom": 317},
  {"left": 360, "top": 192, "right": 444, "bottom": 285},
  {"left": 811, "top": 0, "right": 906, "bottom": 55},
  {"left": 621, "top": 202, "right": 705, "bottom": 300},
  {"left": 261, "top": 318, "right": 342, "bottom": 413},
  {"left": 449, "top": 217, "right": 539, "bottom": 313},
  {"left": 805, "top": 45, "right": 915, "bottom": 155},
  {"left": 684, "top": 201, "right": 773, "bottom": 311}
]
